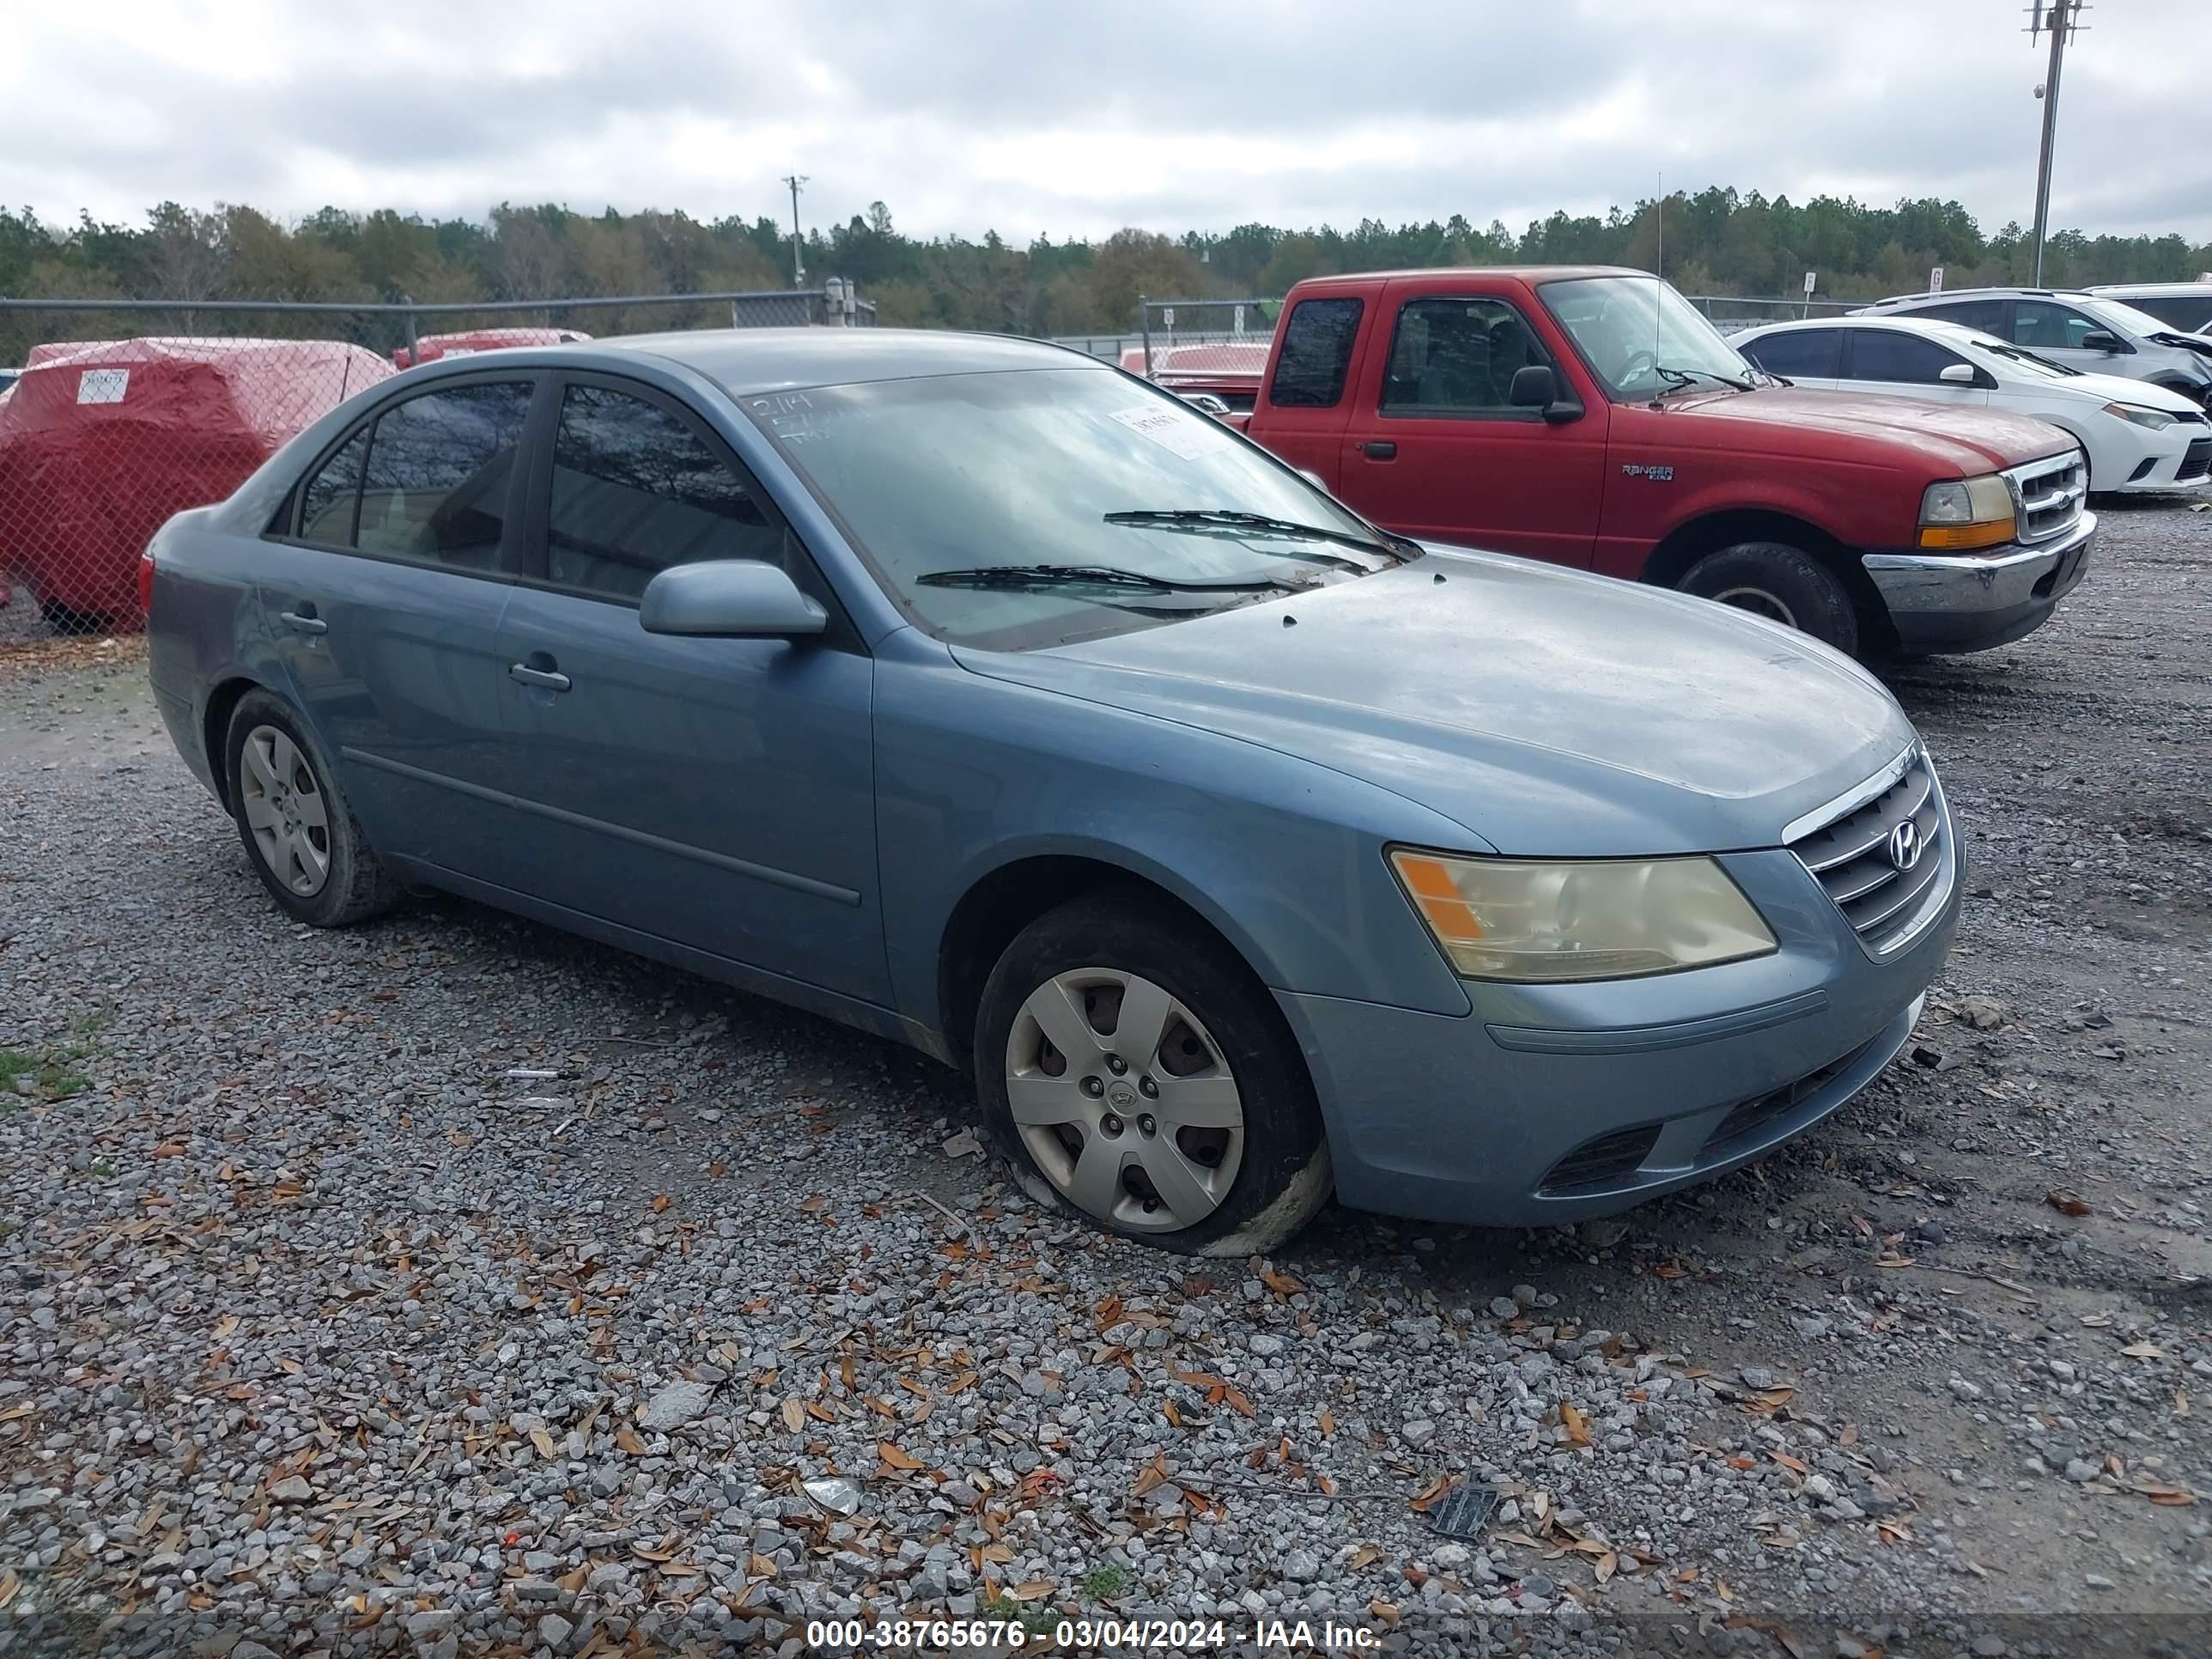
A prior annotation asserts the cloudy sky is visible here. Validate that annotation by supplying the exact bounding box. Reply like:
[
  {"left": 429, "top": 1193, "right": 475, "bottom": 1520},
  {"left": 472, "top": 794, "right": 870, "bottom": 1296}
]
[{"left": 3, "top": 0, "right": 2205, "bottom": 244}]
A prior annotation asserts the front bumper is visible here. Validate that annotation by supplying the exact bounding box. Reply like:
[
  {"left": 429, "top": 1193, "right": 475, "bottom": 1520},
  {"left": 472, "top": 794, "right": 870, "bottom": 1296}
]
[
  {"left": 1277, "top": 839, "right": 1960, "bottom": 1228},
  {"left": 1862, "top": 511, "right": 2095, "bottom": 654}
]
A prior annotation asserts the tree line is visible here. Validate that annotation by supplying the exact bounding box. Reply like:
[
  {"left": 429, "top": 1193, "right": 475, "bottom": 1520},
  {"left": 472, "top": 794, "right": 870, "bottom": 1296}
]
[{"left": 3, "top": 186, "right": 2209, "bottom": 362}]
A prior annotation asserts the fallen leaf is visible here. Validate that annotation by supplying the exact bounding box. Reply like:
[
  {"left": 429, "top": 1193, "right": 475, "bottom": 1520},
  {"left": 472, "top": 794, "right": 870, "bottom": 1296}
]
[
  {"left": 1769, "top": 1450, "right": 1808, "bottom": 1474},
  {"left": 1351, "top": 1544, "right": 1381, "bottom": 1571},
  {"left": 212, "top": 1315, "right": 240, "bottom": 1342},
  {"left": 649, "top": 1194, "right": 672, "bottom": 1213},
  {"left": 781, "top": 1398, "right": 805, "bottom": 1434},
  {"left": 1318, "top": 1410, "right": 1336, "bottom": 1437},
  {"left": 2045, "top": 1189, "right": 2092, "bottom": 1218},
  {"left": 1367, "top": 1600, "right": 1401, "bottom": 1628},
  {"left": 2121, "top": 1342, "right": 2167, "bottom": 1361},
  {"left": 1560, "top": 1401, "right": 1591, "bottom": 1448},
  {"left": 1259, "top": 1267, "right": 1304, "bottom": 1298},
  {"left": 1408, "top": 1474, "right": 1454, "bottom": 1512},
  {"left": 877, "top": 1442, "right": 923, "bottom": 1472},
  {"left": 1012, "top": 1580, "right": 1055, "bottom": 1601},
  {"left": 614, "top": 1425, "right": 646, "bottom": 1455},
  {"left": 0, "top": 1569, "right": 16, "bottom": 1610},
  {"left": 1595, "top": 1552, "right": 1617, "bottom": 1584},
  {"left": 529, "top": 1426, "right": 557, "bottom": 1459}
]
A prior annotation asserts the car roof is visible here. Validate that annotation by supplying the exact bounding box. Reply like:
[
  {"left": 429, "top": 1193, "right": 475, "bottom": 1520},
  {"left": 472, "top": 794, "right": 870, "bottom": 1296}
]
[
  {"left": 2085, "top": 281, "right": 2212, "bottom": 297},
  {"left": 560, "top": 327, "right": 1100, "bottom": 396},
  {"left": 1285, "top": 265, "right": 1647, "bottom": 290},
  {"left": 1742, "top": 315, "right": 1986, "bottom": 342},
  {"left": 1866, "top": 285, "right": 2094, "bottom": 307}
]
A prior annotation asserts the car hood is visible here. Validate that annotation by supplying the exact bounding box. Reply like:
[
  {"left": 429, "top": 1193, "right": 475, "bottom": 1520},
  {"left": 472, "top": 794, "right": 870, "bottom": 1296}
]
[
  {"left": 1661, "top": 386, "right": 2077, "bottom": 472},
  {"left": 951, "top": 548, "right": 1917, "bottom": 857},
  {"left": 2029, "top": 369, "right": 2205, "bottom": 413}
]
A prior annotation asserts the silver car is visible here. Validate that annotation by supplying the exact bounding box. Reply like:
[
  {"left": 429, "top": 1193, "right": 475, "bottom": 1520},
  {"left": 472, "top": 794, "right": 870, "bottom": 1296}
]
[
  {"left": 144, "top": 330, "right": 1960, "bottom": 1255},
  {"left": 1856, "top": 286, "right": 2212, "bottom": 409}
]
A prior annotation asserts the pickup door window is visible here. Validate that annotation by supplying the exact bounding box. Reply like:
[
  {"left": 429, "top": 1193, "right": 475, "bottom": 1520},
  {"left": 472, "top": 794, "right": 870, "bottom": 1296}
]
[
  {"left": 1334, "top": 288, "right": 1606, "bottom": 568},
  {"left": 1255, "top": 297, "right": 1365, "bottom": 489}
]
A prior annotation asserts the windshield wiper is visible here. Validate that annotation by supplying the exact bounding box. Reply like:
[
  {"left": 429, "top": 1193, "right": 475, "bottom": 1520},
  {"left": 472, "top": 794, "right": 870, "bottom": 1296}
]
[
  {"left": 915, "top": 562, "right": 1299, "bottom": 595},
  {"left": 1103, "top": 508, "right": 1414, "bottom": 564},
  {"left": 1654, "top": 364, "right": 1754, "bottom": 393}
]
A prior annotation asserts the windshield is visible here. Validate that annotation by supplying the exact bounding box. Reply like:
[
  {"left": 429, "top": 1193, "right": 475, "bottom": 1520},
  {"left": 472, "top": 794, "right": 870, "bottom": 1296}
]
[
  {"left": 2081, "top": 295, "right": 2176, "bottom": 339},
  {"left": 1540, "top": 276, "right": 1759, "bottom": 400},
  {"left": 744, "top": 368, "right": 1401, "bottom": 649},
  {"left": 1970, "top": 337, "right": 2080, "bottom": 380}
]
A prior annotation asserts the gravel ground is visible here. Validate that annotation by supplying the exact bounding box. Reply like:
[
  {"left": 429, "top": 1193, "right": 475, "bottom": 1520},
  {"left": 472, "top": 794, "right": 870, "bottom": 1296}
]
[{"left": 3, "top": 498, "right": 2209, "bottom": 1658}]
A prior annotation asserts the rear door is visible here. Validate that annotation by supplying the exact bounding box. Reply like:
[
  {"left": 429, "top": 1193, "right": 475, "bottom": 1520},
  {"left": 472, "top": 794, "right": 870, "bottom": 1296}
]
[
  {"left": 1334, "top": 281, "right": 1605, "bottom": 565},
  {"left": 489, "top": 372, "right": 887, "bottom": 1003},
  {"left": 1837, "top": 328, "right": 1990, "bottom": 407},
  {"left": 260, "top": 374, "right": 538, "bottom": 874},
  {"left": 1249, "top": 293, "right": 1369, "bottom": 489}
]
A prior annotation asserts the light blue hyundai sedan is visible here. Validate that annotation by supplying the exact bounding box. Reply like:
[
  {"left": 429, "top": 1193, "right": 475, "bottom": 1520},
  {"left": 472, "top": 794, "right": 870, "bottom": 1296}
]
[{"left": 144, "top": 329, "right": 1959, "bottom": 1255}]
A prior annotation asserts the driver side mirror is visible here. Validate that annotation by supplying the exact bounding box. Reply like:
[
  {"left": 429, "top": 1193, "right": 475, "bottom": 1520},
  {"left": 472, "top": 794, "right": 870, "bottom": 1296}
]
[
  {"left": 640, "top": 561, "right": 826, "bottom": 639},
  {"left": 2078, "top": 329, "right": 2123, "bottom": 353},
  {"left": 1508, "top": 363, "right": 1583, "bottom": 423},
  {"left": 1937, "top": 362, "right": 1978, "bottom": 385}
]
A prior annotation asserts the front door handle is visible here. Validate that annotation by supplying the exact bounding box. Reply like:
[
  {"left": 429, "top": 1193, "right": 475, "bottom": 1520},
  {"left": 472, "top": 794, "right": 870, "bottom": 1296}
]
[
  {"left": 508, "top": 662, "right": 572, "bottom": 692},
  {"left": 1361, "top": 440, "right": 1397, "bottom": 459},
  {"left": 278, "top": 609, "right": 327, "bottom": 635}
]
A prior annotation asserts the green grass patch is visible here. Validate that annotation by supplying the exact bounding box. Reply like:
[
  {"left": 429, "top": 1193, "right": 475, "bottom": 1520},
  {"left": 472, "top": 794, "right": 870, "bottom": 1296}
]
[
  {"left": 1, "top": 1044, "right": 93, "bottom": 1103},
  {"left": 1082, "top": 1564, "right": 1130, "bottom": 1599}
]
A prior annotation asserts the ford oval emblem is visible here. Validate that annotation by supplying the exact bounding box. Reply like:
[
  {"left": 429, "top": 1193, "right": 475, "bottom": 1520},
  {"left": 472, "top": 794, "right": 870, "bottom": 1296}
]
[{"left": 1887, "top": 820, "right": 1923, "bottom": 872}]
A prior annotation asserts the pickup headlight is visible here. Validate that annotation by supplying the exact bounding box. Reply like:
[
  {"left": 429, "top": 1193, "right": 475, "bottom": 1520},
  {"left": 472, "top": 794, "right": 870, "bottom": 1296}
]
[
  {"left": 2103, "top": 401, "right": 2178, "bottom": 431},
  {"left": 1388, "top": 849, "right": 1778, "bottom": 982},
  {"left": 1917, "top": 473, "right": 2015, "bottom": 551}
]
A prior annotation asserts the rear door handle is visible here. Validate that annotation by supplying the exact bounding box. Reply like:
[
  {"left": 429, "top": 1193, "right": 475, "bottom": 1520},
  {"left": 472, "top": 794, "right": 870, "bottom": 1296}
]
[
  {"left": 278, "top": 609, "right": 327, "bottom": 635},
  {"left": 1361, "top": 441, "right": 1397, "bottom": 459},
  {"left": 508, "top": 662, "right": 572, "bottom": 692}
]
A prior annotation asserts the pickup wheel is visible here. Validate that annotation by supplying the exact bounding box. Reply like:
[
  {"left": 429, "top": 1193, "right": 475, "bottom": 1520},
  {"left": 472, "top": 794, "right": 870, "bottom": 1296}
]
[{"left": 1678, "top": 542, "right": 1858, "bottom": 656}]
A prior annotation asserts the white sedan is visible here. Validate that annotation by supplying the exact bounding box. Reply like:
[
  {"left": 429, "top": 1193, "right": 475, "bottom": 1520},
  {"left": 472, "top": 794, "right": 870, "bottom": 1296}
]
[{"left": 1735, "top": 315, "right": 2211, "bottom": 494}]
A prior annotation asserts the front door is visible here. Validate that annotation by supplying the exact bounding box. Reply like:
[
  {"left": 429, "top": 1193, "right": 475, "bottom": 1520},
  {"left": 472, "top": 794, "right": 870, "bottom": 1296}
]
[
  {"left": 260, "top": 376, "right": 538, "bottom": 875},
  {"left": 1838, "top": 328, "right": 1991, "bottom": 408},
  {"left": 491, "top": 374, "right": 887, "bottom": 1004},
  {"left": 1334, "top": 287, "right": 1607, "bottom": 565}
]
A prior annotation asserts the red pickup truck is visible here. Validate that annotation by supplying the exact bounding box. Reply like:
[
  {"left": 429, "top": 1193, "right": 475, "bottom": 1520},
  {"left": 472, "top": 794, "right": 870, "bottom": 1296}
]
[{"left": 1242, "top": 267, "right": 2095, "bottom": 657}]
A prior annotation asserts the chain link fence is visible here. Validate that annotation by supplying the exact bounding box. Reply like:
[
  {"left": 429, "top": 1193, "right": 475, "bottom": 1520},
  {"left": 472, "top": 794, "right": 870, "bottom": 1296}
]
[{"left": 0, "top": 285, "right": 873, "bottom": 640}]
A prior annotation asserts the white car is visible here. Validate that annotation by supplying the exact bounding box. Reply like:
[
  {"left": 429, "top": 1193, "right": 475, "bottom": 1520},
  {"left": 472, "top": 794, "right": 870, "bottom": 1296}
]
[{"left": 1735, "top": 315, "right": 2211, "bottom": 495}]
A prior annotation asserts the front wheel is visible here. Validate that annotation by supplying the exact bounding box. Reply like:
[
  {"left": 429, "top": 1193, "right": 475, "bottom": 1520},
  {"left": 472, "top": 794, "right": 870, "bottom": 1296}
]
[
  {"left": 1677, "top": 541, "right": 1859, "bottom": 656},
  {"left": 974, "top": 892, "right": 1331, "bottom": 1255}
]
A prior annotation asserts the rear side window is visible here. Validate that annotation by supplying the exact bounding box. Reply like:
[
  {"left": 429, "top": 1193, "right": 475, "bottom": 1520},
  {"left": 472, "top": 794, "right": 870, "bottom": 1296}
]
[
  {"left": 546, "top": 384, "right": 782, "bottom": 601},
  {"left": 1917, "top": 299, "right": 2008, "bottom": 333},
  {"left": 297, "top": 428, "right": 370, "bottom": 545},
  {"left": 1845, "top": 331, "right": 1968, "bottom": 386},
  {"left": 2118, "top": 295, "right": 2212, "bottom": 331},
  {"left": 1380, "top": 297, "right": 1553, "bottom": 415},
  {"left": 1740, "top": 329, "right": 1843, "bottom": 379},
  {"left": 356, "top": 381, "right": 533, "bottom": 568},
  {"left": 1268, "top": 298, "right": 1364, "bottom": 409}
]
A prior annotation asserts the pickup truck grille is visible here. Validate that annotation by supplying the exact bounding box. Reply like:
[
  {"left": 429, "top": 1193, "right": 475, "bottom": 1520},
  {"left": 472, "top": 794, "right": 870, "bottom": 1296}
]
[
  {"left": 2007, "top": 450, "right": 2087, "bottom": 544},
  {"left": 1786, "top": 749, "right": 1951, "bottom": 956}
]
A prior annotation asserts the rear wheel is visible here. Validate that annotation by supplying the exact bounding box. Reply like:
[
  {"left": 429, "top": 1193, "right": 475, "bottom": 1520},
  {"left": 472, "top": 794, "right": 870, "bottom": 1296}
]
[
  {"left": 222, "top": 690, "right": 400, "bottom": 927},
  {"left": 975, "top": 892, "right": 1331, "bottom": 1255},
  {"left": 1677, "top": 541, "right": 1859, "bottom": 656}
]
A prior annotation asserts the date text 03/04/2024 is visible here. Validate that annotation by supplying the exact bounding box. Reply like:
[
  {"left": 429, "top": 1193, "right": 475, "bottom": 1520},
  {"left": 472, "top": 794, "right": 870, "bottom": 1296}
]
[{"left": 806, "top": 1615, "right": 1386, "bottom": 1650}]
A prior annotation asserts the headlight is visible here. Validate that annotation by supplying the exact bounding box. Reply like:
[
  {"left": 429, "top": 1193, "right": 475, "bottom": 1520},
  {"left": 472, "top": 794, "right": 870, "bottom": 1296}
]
[
  {"left": 2103, "top": 401, "right": 2178, "bottom": 431},
  {"left": 1388, "top": 849, "right": 1778, "bottom": 982},
  {"left": 1917, "top": 473, "right": 2016, "bottom": 550}
]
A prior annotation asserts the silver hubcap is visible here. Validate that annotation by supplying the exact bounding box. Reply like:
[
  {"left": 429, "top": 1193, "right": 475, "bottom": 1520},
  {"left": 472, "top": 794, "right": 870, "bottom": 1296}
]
[
  {"left": 238, "top": 725, "right": 331, "bottom": 896},
  {"left": 1005, "top": 968, "right": 1243, "bottom": 1232},
  {"left": 1709, "top": 585, "right": 1799, "bottom": 628}
]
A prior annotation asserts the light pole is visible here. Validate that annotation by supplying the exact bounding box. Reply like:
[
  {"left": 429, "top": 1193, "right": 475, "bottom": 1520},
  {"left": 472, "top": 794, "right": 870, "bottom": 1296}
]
[
  {"left": 2027, "top": 1, "right": 2082, "bottom": 287},
  {"left": 781, "top": 173, "right": 809, "bottom": 288}
]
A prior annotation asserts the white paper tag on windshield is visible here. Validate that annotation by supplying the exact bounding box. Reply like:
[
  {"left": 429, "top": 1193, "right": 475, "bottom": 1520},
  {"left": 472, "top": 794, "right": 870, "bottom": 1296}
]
[
  {"left": 77, "top": 368, "right": 129, "bottom": 404},
  {"left": 1110, "top": 404, "right": 1215, "bottom": 461}
]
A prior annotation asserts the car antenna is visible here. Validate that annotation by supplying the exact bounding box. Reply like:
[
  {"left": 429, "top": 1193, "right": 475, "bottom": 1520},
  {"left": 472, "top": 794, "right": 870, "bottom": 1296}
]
[{"left": 1649, "top": 172, "right": 1666, "bottom": 411}]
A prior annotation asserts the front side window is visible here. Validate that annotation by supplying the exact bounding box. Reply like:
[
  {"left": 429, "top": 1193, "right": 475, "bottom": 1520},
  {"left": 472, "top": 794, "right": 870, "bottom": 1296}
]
[
  {"left": 1739, "top": 329, "right": 1843, "bottom": 380},
  {"left": 356, "top": 381, "right": 532, "bottom": 568},
  {"left": 1845, "top": 331, "right": 1969, "bottom": 386},
  {"left": 1540, "top": 276, "right": 1754, "bottom": 400},
  {"left": 749, "top": 368, "right": 1401, "bottom": 650},
  {"left": 2012, "top": 301, "right": 2103, "bottom": 350},
  {"left": 2119, "top": 295, "right": 2212, "bottom": 332},
  {"left": 1267, "top": 298, "right": 1364, "bottom": 408},
  {"left": 547, "top": 384, "right": 782, "bottom": 600},
  {"left": 1380, "top": 297, "right": 1553, "bottom": 415}
]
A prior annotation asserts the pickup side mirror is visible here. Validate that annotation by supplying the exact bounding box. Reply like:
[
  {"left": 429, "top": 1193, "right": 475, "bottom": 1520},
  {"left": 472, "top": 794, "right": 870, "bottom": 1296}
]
[
  {"left": 640, "top": 561, "right": 827, "bottom": 639},
  {"left": 1508, "top": 363, "right": 1583, "bottom": 422},
  {"left": 2077, "top": 329, "right": 2124, "bottom": 353},
  {"left": 1937, "top": 362, "right": 1978, "bottom": 385}
]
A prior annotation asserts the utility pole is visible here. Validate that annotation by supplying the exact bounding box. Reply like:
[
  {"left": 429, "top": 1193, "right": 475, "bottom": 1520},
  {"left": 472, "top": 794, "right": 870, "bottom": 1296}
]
[
  {"left": 2027, "top": 1, "right": 2084, "bottom": 287},
  {"left": 781, "top": 173, "right": 808, "bottom": 288}
]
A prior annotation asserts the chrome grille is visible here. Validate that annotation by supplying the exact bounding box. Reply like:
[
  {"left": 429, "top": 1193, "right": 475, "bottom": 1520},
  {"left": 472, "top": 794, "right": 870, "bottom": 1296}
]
[
  {"left": 1786, "top": 749, "right": 1951, "bottom": 955},
  {"left": 2007, "top": 450, "right": 2087, "bottom": 544}
]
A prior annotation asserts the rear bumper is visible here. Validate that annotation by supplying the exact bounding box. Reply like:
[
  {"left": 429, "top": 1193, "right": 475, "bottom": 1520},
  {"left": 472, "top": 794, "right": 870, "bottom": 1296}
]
[
  {"left": 1278, "top": 842, "right": 1959, "bottom": 1228},
  {"left": 1862, "top": 511, "right": 2094, "bottom": 653}
]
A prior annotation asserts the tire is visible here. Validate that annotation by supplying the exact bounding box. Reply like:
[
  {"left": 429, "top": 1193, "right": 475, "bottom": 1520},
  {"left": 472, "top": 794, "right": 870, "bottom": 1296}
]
[
  {"left": 974, "top": 890, "right": 1332, "bottom": 1256},
  {"left": 222, "top": 689, "right": 400, "bottom": 927},
  {"left": 1677, "top": 541, "right": 1859, "bottom": 656}
]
